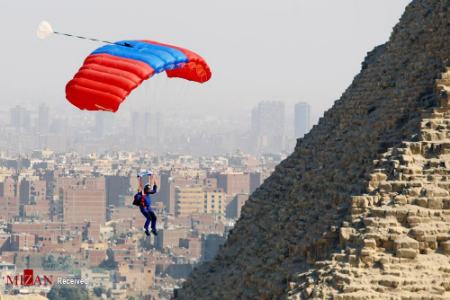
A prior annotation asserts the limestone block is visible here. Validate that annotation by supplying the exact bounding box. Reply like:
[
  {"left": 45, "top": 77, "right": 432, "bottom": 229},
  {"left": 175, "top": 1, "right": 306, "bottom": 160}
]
[
  {"left": 440, "top": 241, "right": 450, "bottom": 254},
  {"left": 428, "top": 197, "right": 444, "bottom": 209},
  {"left": 422, "top": 186, "right": 449, "bottom": 197},
  {"left": 407, "top": 187, "right": 422, "bottom": 196},
  {"left": 414, "top": 197, "right": 428, "bottom": 207},
  {"left": 340, "top": 227, "right": 354, "bottom": 243},
  {"left": 363, "top": 239, "right": 377, "bottom": 249},
  {"left": 379, "top": 182, "right": 392, "bottom": 193},
  {"left": 394, "top": 195, "right": 408, "bottom": 205},
  {"left": 395, "top": 248, "right": 417, "bottom": 259},
  {"left": 394, "top": 236, "right": 419, "bottom": 250},
  {"left": 406, "top": 216, "right": 422, "bottom": 226},
  {"left": 378, "top": 277, "right": 400, "bottom": 288},
  {"left": 348, "top": 254, "right": 358, "bottom": 266}
]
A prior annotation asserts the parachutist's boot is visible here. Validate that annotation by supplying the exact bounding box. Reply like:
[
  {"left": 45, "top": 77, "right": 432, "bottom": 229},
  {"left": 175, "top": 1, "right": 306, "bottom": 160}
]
[{"left": 151, "top": 229, "right": 158, "bottom": 236}]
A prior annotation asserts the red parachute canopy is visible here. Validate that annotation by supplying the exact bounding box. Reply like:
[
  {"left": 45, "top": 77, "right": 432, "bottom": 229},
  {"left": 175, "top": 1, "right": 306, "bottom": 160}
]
[{"left": 66, "top": 40, "right": 211, "bottom": 112}]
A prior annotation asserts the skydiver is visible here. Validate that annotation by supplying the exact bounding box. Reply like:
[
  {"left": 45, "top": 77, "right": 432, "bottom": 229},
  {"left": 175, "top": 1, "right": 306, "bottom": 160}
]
[{"left": 135, "top": 172, "right": 158, "bottom": 236}]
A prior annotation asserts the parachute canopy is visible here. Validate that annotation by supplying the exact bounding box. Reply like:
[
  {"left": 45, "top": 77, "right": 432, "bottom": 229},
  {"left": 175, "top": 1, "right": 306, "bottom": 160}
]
[{"left": 66, "top": 40, "right": 211, "bottom": 112}]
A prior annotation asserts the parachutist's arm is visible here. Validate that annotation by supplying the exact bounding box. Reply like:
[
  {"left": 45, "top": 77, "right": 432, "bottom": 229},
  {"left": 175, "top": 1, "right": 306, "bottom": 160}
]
[
  {"left": 149, "top": 184, "right": 158, "bottom": 194},
  {"left": 148, "top": 174, "right": 158, "bottom": 194},
  {"left": 137, "top": 176, "right": 143, "bottom": 192}
]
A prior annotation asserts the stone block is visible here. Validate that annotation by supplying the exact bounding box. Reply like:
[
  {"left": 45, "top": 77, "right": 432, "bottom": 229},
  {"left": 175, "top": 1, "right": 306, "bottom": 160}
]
[
  {"left": 414, "top": 198, "right": 428, "bottom": 207},
  {"left": 394, "top": 195, "right": 408, "bottom": 205},
  {"left": 427, "top": 197, "right": 444, "bottom": 209},
  {"left": 439, "top": 241, "right": 450, "bottom": 254},
  {"left": 363, "top": 239, "right": 377, "bottom": 249},
  {"left": 394, "top": 236, "right": 419, "bottom": 250},
  {"left": 339, "top": 227, "right": 354, "bottom": 242}
]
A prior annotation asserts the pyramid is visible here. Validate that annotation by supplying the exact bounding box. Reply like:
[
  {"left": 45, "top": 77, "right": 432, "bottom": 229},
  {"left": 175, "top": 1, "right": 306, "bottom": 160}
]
[{"left": 175, "top": 0, "right": 450, "bottom": 299}]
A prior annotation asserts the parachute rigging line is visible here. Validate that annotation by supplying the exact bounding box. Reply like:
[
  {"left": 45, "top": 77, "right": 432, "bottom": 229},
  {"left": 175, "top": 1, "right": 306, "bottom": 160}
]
[
  {"left": 37, "top": 20, "right": 133, "bottom": 48},
  {"left": 53, "top": 31, "right": 134, "bottom": 48}
]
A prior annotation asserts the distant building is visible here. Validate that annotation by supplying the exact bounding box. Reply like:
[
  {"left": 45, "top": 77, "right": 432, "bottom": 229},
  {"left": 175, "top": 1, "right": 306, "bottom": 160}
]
[
  {"left": 148, "top": 112, "right": 164, "bottom": 143},
  {"left": 131, "top": 111, "right": 144, "bottom": 137},
  {"left": 156, "top": 228, "right": 188, "bottom": 250},
  {"left": 19, "top": 179, "right": 46, "bottom": 206},
  {"left": 226, "top": 193, "right": 248, "bottom": 219},
  {"left": 158, "top": 170, "right": 176, "bottom": 215},
  {"left": 37, "top": 103, "right": 49, "bottom": 134},
  {"left": 105, "top": 175, "right": 130, "bottom": 207},
  {"left": 95, "top": 113, "right": 105, "bottom": 137},
  {"left": 81, "top": 268, "right": 112, "bottom": 290},
  {"left": 175, "top": 186, "right": 204, "bottom": 217},
  {"left": 131, "top": 111, "right": 163, "bottom": 142},
  {"left": 160, "top": 171, "right": 197, "bottom": 215},
  {"left": 251, "top": 101, "right": 285, "bottom": 153},
  {"left": 249, "top": 171, "right": 263, "bottom": 193},
  {"left": 10, "top": 233, "right": 35, "bottom": 251},
  {"left": 204, "top": 189, "right": 225, "bottom": 216},
  {"left": 179, "top": 237, "right": 202, "bottom": 260},
  {"left": 202, "top": 234, "right": 225, "bottom": 262},
  {"left": 215, "top": 172, "right": 250, "bottom": 196},
  {"left": 294, "top": 102, "right": 311, "bottom": 138},
  {"left": 0, "top": 177, "right": 19, "bottom": 221},
  {"left": 117, "top": 263, "right": 155, "bottom": 296},
  {"left": 62, "top": 177, "right": 106, "bottom": 226},
  {"left": 94, "top": 112, "right": 113, "bottom": 137},
  {"left": 10, "top": 105, "right": 30, "bottom": 130},
  {"left": 204, "top": 177, "right": 218, "bottom": 189}
]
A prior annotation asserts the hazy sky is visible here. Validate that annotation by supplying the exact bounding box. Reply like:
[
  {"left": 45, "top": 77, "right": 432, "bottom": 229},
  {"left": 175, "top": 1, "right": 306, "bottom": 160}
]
[{"left": 0, "top": 0, "right": 410, "bottom": 123}]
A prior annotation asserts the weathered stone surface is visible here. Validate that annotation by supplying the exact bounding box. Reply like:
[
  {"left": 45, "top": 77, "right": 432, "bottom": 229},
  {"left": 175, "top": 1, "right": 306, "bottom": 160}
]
[
  {"left": 395, "top": 248, "right": 418, "bottom": 259},
  {"left": 394, "top": 236, "right": 419, "bottom": 250},
  {"left": 175, "top": 1, "right": 450, "bottom": 299}
]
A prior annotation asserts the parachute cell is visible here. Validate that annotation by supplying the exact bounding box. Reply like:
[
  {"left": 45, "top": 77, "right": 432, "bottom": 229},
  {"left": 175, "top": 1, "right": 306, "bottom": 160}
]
[{"left": 66, "top": 40, "right": 211, "bottom": 112}]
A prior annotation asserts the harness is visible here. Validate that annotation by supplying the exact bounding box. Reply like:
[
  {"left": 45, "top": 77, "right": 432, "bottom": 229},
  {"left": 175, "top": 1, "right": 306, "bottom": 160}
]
[{"left": 140, "top": 193, "right": 147, "bottom": 208}]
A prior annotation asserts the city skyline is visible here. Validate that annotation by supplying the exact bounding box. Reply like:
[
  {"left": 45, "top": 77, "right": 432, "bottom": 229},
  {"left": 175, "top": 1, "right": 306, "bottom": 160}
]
[{"left": 1, "top": 101, "right": 312, "bottom": 156}]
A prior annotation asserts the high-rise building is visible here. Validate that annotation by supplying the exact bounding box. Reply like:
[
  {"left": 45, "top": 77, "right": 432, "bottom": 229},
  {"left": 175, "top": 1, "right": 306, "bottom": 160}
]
[
  {"left": 95, "top": 112, "right": 113, "bottom": 137},
  {"left": 10, "top": 105, "right": 30, "bottom": 130},
  {"left": 0, "top": 177, "right": 18, "bottom": 221},
  {"left": 249, "top": 172, "right": 263, "bottom": 194},
  {"left": 130, "top": 111, "right": 162, "bottom": 143},
  {"left": 159, "top": 171, "right": 197, "bottom": 215},
  {"left": 158, "top": 171, "right": 174, "bottom": 214},
  {"left": 154, "top": 112, "right": 164, "bottom": 143},
  {"left": 95, "top": 113, "right": 105, "bottom": 137},
  {"left": 131, "top": 111, "right": 144, "bottom": 137},
  {"left": 105, "top": 176, "right": 130, "bottom": 207},
  {"left": 294, "top": 102, "right": 311, "bottom": 138},
  {"left": 225, "top": 193, "right": 248, "bottom": 219},
  {"left": 251, "top": 101, "right": 285, "bottom": 153},
  {"left": 204, "top": 189, "right": 225, "bottom": 216},
  {"left": 38, "top": 103, "right": 49, "bottom": 134},
  {"left": 62, "top": 178, "right": 106, "bottom": 225},
  {"left": 175, "top": 186, "right": 204, "bottom": 217},
  {"left": 19, "top": 179, "right": 48, "bottom": 220},
  {"left": 215, "top": 172, "right": 250, "bottom": 196}
]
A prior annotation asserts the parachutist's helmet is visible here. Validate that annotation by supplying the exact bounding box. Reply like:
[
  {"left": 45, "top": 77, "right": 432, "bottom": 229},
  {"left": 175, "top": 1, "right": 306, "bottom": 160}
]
[{"left": 144, "top": 184, "right": 151, "bottom": 194}]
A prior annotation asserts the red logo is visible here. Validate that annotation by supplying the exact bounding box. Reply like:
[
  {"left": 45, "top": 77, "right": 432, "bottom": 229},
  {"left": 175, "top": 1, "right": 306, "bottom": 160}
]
[{"left": 6, "top": 269, "right": 53, "bottom": 286}]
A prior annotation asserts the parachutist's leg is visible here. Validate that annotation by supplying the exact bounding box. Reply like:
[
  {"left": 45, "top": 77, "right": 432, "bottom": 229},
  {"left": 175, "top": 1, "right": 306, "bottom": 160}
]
[
  {"left": 149, "top": 211, "right": 157, "bottom": 232},
  {"left": 145, "top": 218, "right": 150, "bottom": 231},
  {"left": 140, "top": 206, "right": 151, "bottom": 231}
]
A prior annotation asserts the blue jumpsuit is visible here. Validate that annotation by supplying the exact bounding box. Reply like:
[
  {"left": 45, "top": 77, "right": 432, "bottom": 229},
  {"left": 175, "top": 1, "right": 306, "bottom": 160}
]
[{"left": 139, "top": 185, "right": 157, "bottom": 232}]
